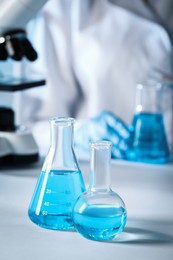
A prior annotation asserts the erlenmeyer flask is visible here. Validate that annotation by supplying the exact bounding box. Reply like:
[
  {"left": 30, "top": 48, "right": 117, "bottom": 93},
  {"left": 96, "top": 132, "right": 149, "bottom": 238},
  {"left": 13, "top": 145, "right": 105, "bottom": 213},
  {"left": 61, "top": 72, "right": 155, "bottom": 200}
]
[
  {"left": 127, "top": 82, "right": 170, "bottom": 163},
  {"left": 72, "top": 141, "right": 127, "bottom": 241},
  {"left": 28, "top": 117, "right": 85, "bottom": 230}
]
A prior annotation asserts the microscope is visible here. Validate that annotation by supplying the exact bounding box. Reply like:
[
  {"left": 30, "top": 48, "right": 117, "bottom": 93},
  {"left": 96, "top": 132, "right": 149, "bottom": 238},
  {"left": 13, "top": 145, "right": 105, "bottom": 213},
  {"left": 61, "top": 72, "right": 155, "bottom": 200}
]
[{"left": 0, "top": 0, "right": 48, "bottom": 165}]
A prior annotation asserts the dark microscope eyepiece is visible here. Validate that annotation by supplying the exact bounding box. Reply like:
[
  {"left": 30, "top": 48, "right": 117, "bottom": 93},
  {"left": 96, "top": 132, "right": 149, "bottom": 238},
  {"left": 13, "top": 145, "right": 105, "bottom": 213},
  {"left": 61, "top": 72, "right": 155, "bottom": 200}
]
[{"left": 0, "top": 29, "right": 38, "bottom": 61}]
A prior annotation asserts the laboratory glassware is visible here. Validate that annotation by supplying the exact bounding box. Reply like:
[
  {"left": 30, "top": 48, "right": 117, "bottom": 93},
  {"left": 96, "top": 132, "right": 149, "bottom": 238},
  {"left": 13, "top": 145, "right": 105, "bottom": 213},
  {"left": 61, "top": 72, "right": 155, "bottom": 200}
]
[
  {"left": 127, "top": 82, "right": 170, "bottom": 163},
  {"left": 28, "top": 117, "right": 85, "bottom": 230},
  {"left": 73, "top": 141, "right": 127, "bottom": 241},
  {"left": 159, "top": 81, "right": 173, "bottom": 160}
]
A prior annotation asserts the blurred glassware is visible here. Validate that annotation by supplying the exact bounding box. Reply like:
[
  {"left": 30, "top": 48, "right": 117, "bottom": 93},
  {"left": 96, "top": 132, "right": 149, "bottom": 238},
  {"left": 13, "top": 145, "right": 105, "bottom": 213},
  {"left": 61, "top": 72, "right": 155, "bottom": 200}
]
[
  {"left": 127, "top": 81, "right": 170, "bottom": 164},
  {"left": 147, "top": 68, "right": 173, "bottom": 160}
]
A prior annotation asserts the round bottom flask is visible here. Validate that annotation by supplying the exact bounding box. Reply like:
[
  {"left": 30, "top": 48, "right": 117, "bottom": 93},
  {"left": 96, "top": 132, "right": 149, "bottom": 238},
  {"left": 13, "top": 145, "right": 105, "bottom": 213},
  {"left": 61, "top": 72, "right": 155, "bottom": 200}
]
[{"left": 73, "top": 141, "right": 127, "bottom": 241}]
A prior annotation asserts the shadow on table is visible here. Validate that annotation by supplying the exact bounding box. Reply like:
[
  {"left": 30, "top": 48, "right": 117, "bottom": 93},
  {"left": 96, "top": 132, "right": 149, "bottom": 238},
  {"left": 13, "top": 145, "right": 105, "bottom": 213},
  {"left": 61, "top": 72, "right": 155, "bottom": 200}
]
[{"left": 107, "top": 219, "right": 173, "bottom": 245}]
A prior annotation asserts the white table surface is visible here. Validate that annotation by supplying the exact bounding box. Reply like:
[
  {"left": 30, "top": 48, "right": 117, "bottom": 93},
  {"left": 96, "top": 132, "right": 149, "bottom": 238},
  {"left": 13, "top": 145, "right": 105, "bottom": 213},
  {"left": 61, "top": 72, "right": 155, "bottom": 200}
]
[{"left": 0, "top": 159, "right": 173, "bottom": 260}]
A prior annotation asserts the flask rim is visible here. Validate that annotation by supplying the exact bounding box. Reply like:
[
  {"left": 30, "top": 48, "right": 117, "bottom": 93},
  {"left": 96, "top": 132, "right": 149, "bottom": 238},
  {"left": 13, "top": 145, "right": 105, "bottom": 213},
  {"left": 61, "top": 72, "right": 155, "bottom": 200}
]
[
  {"left": 49, "top": 116, "right": 75, "bottom": 126},
  {"left": 90, "top": 140, "right": 112, "bottom": 148},
  {"left": 137, "top": 82, "right": 162, "bottom": 91}
]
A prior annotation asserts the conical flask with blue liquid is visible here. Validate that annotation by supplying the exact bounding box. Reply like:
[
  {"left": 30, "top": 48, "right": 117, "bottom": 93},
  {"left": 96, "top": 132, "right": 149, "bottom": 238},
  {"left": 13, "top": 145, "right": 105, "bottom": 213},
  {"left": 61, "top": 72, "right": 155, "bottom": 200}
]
[
  {"left": 28, "top": 117, "right": 85, "bottom": 230},
  {"left": 127, "top": 82, "right": 170, "bottom": 163},
  {"left": 72, "top": 141, "right": 127, "bottom": 241}
]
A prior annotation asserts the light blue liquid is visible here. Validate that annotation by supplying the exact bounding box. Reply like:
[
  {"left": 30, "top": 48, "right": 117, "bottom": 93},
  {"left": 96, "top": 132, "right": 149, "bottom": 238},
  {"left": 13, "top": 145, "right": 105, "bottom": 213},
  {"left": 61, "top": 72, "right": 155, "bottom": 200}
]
[
  {"left": 28, "top": 170, "right": 85, "bottom": 230},
  {"left": 127, "top": 113, "right": 170, "bottom": 163},
  {"left": 73, "top": 205, "right": 127, "bottom": 241}
]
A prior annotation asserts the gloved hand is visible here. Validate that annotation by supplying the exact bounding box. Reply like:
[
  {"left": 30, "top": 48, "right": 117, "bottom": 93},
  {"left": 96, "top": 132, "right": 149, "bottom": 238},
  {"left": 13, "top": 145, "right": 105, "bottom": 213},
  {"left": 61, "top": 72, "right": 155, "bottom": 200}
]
[
  {"left": 0, "top": 29, "right": 37, "bottom": 61},
  {"left": 74, "top": 111, "right": 130, "bottom": 159}
]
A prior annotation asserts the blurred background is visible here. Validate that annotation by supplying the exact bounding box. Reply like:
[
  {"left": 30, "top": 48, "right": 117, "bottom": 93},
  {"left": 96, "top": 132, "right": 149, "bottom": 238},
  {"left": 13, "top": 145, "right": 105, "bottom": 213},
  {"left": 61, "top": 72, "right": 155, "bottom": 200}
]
[{"left": 0, "top": 0, "right": 173, "bottom": 164}]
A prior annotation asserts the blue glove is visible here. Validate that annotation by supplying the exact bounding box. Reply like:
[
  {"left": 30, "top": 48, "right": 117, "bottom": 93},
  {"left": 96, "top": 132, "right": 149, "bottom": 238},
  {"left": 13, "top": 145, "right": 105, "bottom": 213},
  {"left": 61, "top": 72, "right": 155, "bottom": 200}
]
[{"left": 74, "top": 111, "right": 130, "bottom": 159}]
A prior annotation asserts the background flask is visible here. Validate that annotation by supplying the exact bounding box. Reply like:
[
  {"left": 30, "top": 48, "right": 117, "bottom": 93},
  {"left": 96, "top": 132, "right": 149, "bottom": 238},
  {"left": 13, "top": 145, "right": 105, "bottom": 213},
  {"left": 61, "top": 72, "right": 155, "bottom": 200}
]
[
  {"left": 28, "top": 117, "right": 85, "bottom": 230},
  {"left": 73, "top": 141, "right": 127, "bottom": 241},
  {"left": 127, "top": 82, "right": 170, "bottom": 164}
]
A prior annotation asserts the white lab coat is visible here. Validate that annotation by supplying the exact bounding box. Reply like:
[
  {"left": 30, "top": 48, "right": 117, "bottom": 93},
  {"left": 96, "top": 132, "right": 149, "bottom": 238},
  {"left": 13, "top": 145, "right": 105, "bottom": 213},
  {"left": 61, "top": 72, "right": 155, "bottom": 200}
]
[
  {"left": 1, "top": 0, "right": 172, "bottom": 156},
  {"left": 20, "top": 0, "right": 172, "bottom": 126}
]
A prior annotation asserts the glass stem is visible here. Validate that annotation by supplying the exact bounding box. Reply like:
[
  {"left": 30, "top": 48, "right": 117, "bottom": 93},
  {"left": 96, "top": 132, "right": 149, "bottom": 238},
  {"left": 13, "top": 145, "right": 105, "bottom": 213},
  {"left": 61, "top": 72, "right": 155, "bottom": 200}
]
[
  {"left": 89, "top": 142, "right": 112, "bottom": 192},
  {"left": 49, "top": 120, "right": 75, "bottom": 170}
]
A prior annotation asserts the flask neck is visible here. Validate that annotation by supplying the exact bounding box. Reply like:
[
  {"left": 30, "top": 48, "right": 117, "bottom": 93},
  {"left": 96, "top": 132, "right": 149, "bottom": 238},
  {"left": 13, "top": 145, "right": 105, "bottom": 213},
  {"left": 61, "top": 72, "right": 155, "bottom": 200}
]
[
  {"left": 51, "top": 122, "right": 72, "bottom": 149},
  {"left": 49, "top": 117, "right": 78, "bottom": 170},
  {"left": 135, "top": 83, "right": 162, "bottom": 114},
  {"left": 89, "top": 141, "right": 112, "bottom": 192}
]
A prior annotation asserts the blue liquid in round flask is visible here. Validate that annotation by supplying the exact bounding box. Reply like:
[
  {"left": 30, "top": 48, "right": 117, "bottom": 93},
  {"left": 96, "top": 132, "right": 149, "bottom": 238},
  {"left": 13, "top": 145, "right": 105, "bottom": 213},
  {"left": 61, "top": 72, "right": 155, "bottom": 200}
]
[
  {"left": 28, "top": 117, "right": 85, "bottom": 230},
  {"left": 73, "top": 141, "right": 127, "bottom": 241}
]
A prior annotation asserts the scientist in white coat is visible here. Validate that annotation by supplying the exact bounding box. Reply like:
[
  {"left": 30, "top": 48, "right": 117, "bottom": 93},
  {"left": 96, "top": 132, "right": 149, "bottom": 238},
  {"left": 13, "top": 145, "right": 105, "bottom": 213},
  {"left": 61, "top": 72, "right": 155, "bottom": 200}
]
[{"left": 0, "top": 0, "right": 173, "bottom": 158}]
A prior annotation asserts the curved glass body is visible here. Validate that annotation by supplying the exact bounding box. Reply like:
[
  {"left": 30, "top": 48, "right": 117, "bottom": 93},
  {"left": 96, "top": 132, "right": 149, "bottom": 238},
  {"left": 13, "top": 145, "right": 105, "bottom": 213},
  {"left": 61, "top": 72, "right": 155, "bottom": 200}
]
[
  {"left": 73, "top": 141, "right": 127, "bottom": 241},
  {"left": 28, "top": 117, "right": 85, "bottom": 230},
  {"left": 127, "top": 83, "right": 170, "bottom": 164}
]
